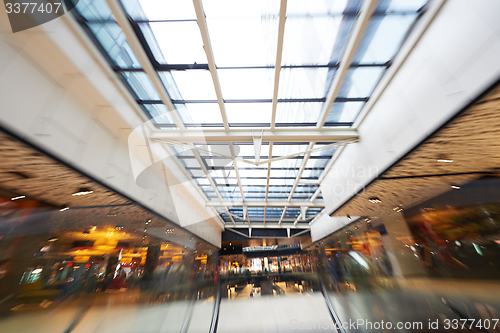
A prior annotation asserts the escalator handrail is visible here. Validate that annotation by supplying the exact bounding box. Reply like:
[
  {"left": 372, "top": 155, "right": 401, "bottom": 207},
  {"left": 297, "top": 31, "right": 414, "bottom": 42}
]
[
  {"left": 320, "top": 277, "right": 347, "bottom": 333},
  {"left": 209, "top": 269, "right": 222, "bottom": 333}
]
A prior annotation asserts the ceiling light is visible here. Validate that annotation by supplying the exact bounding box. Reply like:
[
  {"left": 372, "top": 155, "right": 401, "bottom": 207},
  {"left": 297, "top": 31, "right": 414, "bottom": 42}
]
[
  {"left": 59, "top": 205, "right": 69, "bottom": 212},
  {"left": 451, "top": 185, "right": 460, "bottom": 190},
  {"left": 393, "top": 205, "right": 403, "bottom": 213},
  {"left": 72, "top": 187, "right": 94, "bottom": 196},
  {"left": 437, "top": 154, "right": 453, "bottom": 163},
  {"left": 368, "top": 197, "right": 381, "bottom": 204},
  {"left": 48, "top": 236, "right": 58, "bottom": 242},
  {"left": 11, "top": 195, "right": 25, "bottom": 201}
]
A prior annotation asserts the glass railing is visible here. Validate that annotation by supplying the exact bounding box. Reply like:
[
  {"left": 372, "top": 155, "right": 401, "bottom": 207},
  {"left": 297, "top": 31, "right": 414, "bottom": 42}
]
[
  {"left": 319, "top": 175, "right": 500, "bottom": 332},
  {"left": 0, "top": 200, "right": 218, "bottom": 333}
]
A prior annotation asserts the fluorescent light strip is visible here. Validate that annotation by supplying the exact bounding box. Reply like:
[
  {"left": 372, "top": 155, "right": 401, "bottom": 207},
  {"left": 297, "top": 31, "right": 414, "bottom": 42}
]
[{"left": 72, "top": 191, "right": 94, "bottom": 196}]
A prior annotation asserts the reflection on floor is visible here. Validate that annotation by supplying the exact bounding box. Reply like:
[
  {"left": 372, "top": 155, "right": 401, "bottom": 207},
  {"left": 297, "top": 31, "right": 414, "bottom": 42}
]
[
  {"left": 0, "top": 290, "right": 215, "bottom": 333},
  {"left": 236, "top": 284, "right": 254, "bottom": 298},
  {"left": 217, "top": 292, "right": 335, "bottom": 333}
]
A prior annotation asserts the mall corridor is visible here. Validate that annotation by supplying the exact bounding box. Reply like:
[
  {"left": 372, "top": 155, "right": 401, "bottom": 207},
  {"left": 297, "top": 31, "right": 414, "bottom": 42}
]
[{"left": 1, "top": 0, "right": 500, "bottom": 332}]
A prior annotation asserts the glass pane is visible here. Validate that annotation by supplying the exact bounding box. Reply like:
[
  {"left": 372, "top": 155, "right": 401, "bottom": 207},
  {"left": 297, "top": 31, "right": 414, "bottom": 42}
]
[
  {"left": 87, "top": 23, "right": 141, "bottom": 68},
  {"left": 175, "top": 103, "right": 223, "bottom": 124},
  {"left": 301, "top": 169, "right": 323, "bottom": 178},
  {"left": 305, "top": 158, "right": 329, "bottom": 168},
  {"left": 376, "top": 0, "right": 428, "bottom": 12},
  {"left": 140, "top": 22, "right": 207, "bottom": 64},
  {"left": 239, "top": 178, "right": 268, "bottom": 186},
  {"left": 206, "top": 17, "right": 278, "bottom": 67},
  {"left": 286, "top": 0, "right": 361, "bottom": 15},
  {"left": 272, "top": 144, "right": 309, "bottom": 157},
  {"left": 295, "top": 185, "right": 319, "bottom": 192},
  {"left": 353, "top": 15, "right": 418, "bottom": 64},
  {"left": 195, "top": 178, "right": 211, "bottom": 185},
  {"left": 282, "top": 16, "right": 354, "bottom": 66},
  {"left": 225, "top": 103, "right": 272, "bottom": 125},
  {"left": 142, "top": 104, "right": 175, "bottom": 124},
  {"left": 121, "top": 72, "right": 160, "bottom": 100},
  {"left": 270, "top": 159, "right": 303, "bottom": 169},
  {"left": 337, "top": 67, "right": 385, "bottom": 98},
  {"left": 76, "top": 0, "right": 115, "bottom": 21},
  {"left": 238, "top": 169, "right": 268, "bottom": 178},
  {"left": 215, "top": 178, "right": 238, "bottom": 185},
  {"left": 310, "top": 144, "right": 336, "bottom": 157},
  {"left": 190, "top": 170, "right": 206, "bottom": 177},
  {"left": 246, "top": 194, "right": 267, "bottom": 201},
  {"left": 270, "top": 169, "right": 299, "bottom": 178},
  {"left": 121, "top": 0, "right": 197, "bottom": 20},
  {"left": 279, "top": 68, "right": 333, "bottom": 99},
  {"left": 268, "top": 186, "right": 291, "bottom": 193},
  {"left": 168, "top": 70, "right": 217, "bottom": 100},
  {"left": 173, "top": 147, "right": 195, "bottom": 157},
  {"left": 325, "top": 101, "right": 365, "bottom": 123},
  {"left": 158, "top": 72, "right": 182, "bottom": 100},
  {"left": 182, "top": 159, "right": 202, "bottom": 168},
  {"left": 204, "top": 0, "right": 280, "bottom": 70},
  {"left": 268, "top": 178, "right": 295, "bottom": 186},
  {"left": 202, "top": 0, "right": 280, "bottom": 18},
  {"left": 275, "top": 102, "right": 323, "bottom": 124},
  {"left": 234, "top": 146, "right": 270, "bottom": 159},
  {"left": 218, "top": 69, "right": 274, "bottom": 100}
]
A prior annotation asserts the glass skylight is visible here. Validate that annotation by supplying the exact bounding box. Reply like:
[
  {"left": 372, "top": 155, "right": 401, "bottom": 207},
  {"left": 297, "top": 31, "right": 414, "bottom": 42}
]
[
  {"left": 141, "top": 22, "right": 207, "bottom": 65},
  {"left": 275, "top": 102, "right": 323, "bottom": 124},
  {"left": 168, "top": 70, "right": 217, "bottom": 101},
  {"left": 281, "top": 16, "right": 354, "bottom": 66},
  {"left": 218, "top": 68, "right": 274, "bottom": 100},
  {"left": 225, "top": 103, "right": 272, "bottom": 125},
  {"left": 175, "top": 103, "right": 223, "bottom": 125},
  {"left": 278, "top": 67, "right": 333, "bottom": 99},
  {"left": 122, "top": 0, "right": 197, "bottom": 21},
  {"left": 71, "top": 0, "right": 429, "bottom": 225}
]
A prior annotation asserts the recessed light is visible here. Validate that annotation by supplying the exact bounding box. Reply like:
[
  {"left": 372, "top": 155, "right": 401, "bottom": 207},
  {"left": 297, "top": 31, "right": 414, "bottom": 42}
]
[
  {"left": 451, "top": 185, "right": 460, "bottom": 190},
  {"left": 368, "top": 197, "right": 381, "bottom": 204},
  {"left": 437, "top": 159, "right": 453, "bottom": 163},
  {"left": 59, "top": 205, "right": 69, "bottom": 212},
  {"left": 11, "top": 195, "right": 25, "bottom": 201},
  {"left": 72, "top": 187, "right": 94, "bottom": 196},
  {"left": 393, "top": 205, "right": 403, "bottom": 213}
]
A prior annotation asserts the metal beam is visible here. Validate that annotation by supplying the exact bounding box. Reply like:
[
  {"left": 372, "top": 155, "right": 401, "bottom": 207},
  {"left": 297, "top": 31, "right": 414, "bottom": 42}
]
[
  {"left": 226, "top": 224, "right": 310, "bottom": 229},
  {"left": 206, "top": 200, "right": 324, "bottom": 207},
  {"left": 264, "top": 142, "right": 273, "bottom": 224},
  {"left": 271, "top": 0, "right": 288, "bottom": 128},
  {"left": 316, "top": 0, "right": 379, "bottom": 127},
  {"left": 105, "top": 0, "right": 185, "bottom": 129},
  {"left": 191, "top": 145, "right": 224, "bottom": 201},
  {"left": 278, "top": 207, "right": 288, "bottom": 225},
  {"left": 192, "top": 0, "right": 230, "bottom": 129},
  {"left": 287, "top": 142, "right": 314, "bottom": 201},
  {"left": 150, "top": 128, "right": 358, "bottom": 143},
  {"left": 224, "top": 207, "right": 236, "bottom": 226}
]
